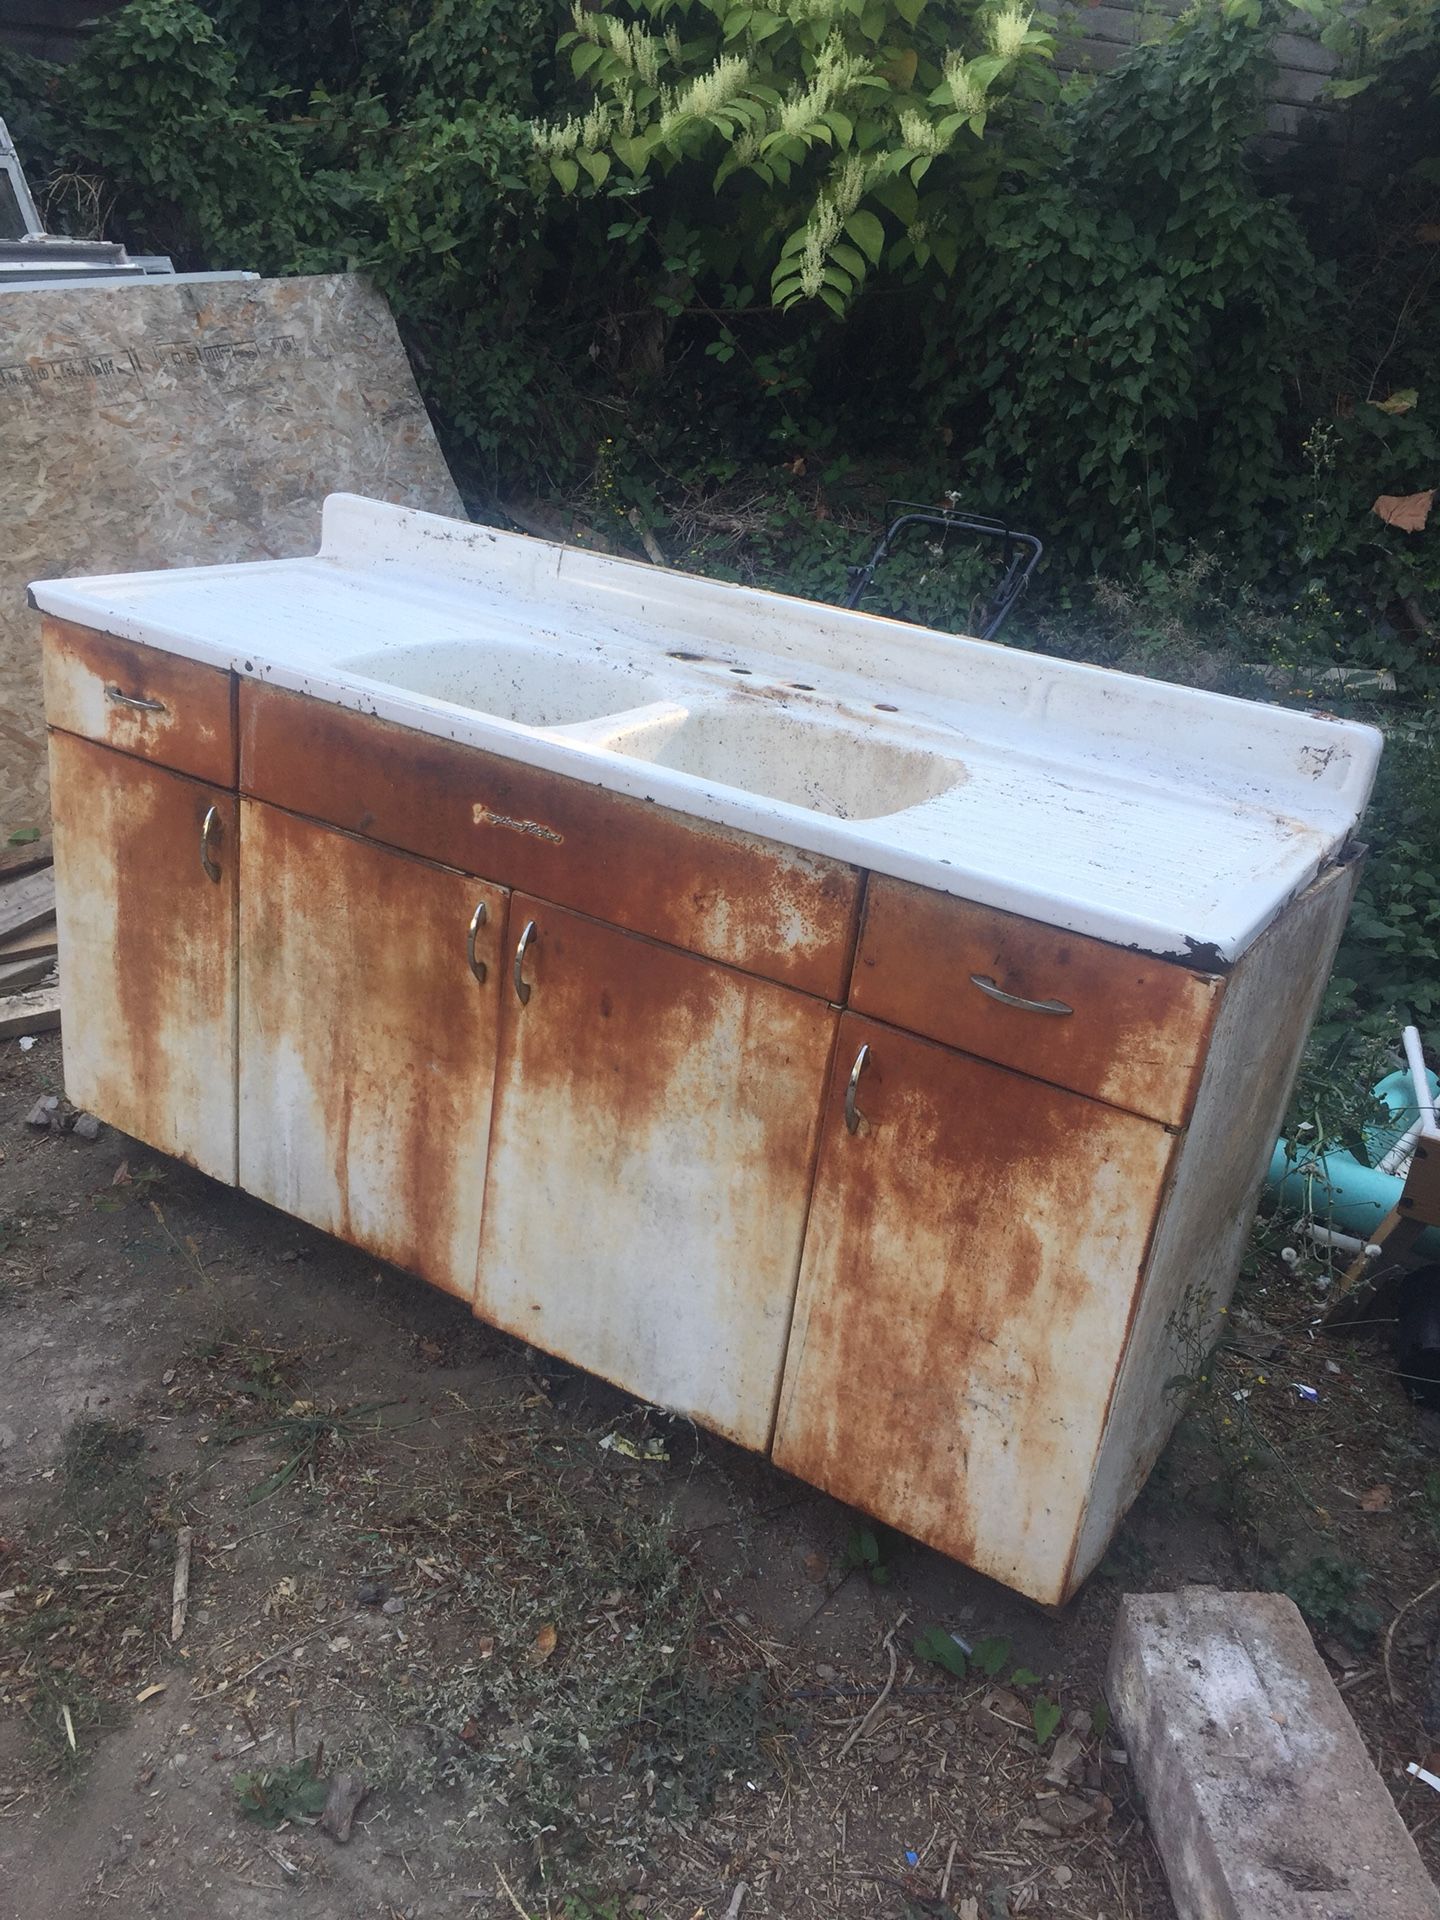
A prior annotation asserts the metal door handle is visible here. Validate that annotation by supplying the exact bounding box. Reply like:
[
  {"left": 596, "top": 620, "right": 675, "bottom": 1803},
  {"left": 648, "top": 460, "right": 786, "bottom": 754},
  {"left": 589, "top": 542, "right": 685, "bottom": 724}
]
[
  {"left": 106, "top": 685, "right": 166, "bottom": 713},
  {"left": 970, "top": 973, "right": 1073, "bottom": 1017},
  {"left": 513, "top": 919, "right": 536, "bottom": 1004},
  {"left": 845, "top": 1042, "right": 870, "bottom": 1135},
  {"left": 466, "top": 900, "right": 488, "bottom": 984},
  {"left": 199, "top": 805, "right": 222, "bottom": 883}
]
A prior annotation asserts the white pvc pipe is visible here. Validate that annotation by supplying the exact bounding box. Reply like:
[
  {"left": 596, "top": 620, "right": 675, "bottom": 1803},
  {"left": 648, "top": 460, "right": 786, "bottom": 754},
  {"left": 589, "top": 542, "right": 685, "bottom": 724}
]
[
  {"left": 1403, "top": 1025, "right": 1439, "bottom": 1137},
  {"left": 1377, "top": 1116, "right": 1424, "bottom": 1178},
  {"left": 1304, "top": 1224, "right": 1381, "bottom": 1260}
]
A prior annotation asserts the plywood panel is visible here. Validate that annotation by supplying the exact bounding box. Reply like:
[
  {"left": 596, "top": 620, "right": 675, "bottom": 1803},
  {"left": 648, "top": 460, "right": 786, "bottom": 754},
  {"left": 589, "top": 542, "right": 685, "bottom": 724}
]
[{"left": 2, "top": 272, "right": 461, "bottom": 837}]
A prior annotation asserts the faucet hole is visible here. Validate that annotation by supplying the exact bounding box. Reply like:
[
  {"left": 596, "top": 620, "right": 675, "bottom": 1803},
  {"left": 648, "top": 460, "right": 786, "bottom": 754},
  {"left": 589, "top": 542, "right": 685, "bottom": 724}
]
[
  {"left": 730, "top": 666, "right": 752, "bottom": 676},
  {"left": 875, "top": 702, "right": 899, "bottom": 712},
  {"left": 790, "top": 682, "right": 815, "bottom": 691},
  {"left": 667, "top": 650, "right": 706, "bottom": 662}
]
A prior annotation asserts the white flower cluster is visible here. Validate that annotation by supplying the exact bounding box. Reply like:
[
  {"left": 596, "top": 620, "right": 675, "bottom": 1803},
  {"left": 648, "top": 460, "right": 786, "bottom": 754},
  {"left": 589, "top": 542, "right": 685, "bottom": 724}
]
[
  {"left": 657, "top": 53, "right": 752, "bottom": 138},
  {"left": 941, "top": 52, "right": 987, "bottom": 116},
  {"left": 989, "top": 5, "right": 1033, "bottom": 59},
  {"left": 797, "top": 154, "right": 873, "bottom": 297},
  {"left": 777, "top": 34, "right": 866, "bottom": 138},
  {"left": 570, "top": 5, "right": 665, "bottom": 85}
]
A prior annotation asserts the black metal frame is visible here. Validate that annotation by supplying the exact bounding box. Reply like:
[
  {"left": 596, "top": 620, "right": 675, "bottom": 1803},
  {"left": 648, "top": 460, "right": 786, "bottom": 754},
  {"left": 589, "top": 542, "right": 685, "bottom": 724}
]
[{"left": 844, "top": 501, "right": 1044, "bottom": 641}]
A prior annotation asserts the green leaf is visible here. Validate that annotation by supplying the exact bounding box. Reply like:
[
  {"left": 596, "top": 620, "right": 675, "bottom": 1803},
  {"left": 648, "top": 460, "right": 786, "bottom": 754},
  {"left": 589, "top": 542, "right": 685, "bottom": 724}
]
[
  {"left": 579, "top": 149, "right": 611, "bottom": 186},
  {"left": 819, "top": 285, "right": 848, "bottom": 315},
  {"left": 1032, "top": 1696, "right": 1063, "bottom": 1745},
  {"left": 6, "top": 828, "right": 40, "bottom": 845},
  {"left": 971, "top": 1635, "right": 1010, "bottom": 1677},
  {"left": 1010, "top": 1666, "right": 1041, "bottom": 1687},
  {"left": 550, "top": 156, "right": 580, "bottom": 193},
  {"left": 845, "top": 208, "right": 885, "bottom": 265},
  {"left": 914, "top": 1625, "right": 968, "bottom": 1677}
]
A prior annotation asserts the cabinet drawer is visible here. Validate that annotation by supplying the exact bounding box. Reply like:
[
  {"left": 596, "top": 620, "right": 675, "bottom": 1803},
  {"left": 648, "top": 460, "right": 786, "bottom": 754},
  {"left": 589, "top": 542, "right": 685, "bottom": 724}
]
[
  {"left": 239, "top": 682, "right": 862, "bottom": 1000},
  {"left": 42, "top": 618, "right": 235, "bottom": 787},
  {"left": 850, "top": 875, "right": 1222, "bottom": 1126}
]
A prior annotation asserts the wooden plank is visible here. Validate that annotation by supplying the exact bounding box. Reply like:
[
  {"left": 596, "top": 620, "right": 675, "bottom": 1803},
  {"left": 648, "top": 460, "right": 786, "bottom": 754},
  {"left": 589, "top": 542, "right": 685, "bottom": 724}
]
[
  {"left": 0, "top": 867, "right": 56, "bottom": 942},
  {"left": 0, "top": 984, "right": 60, "bottom": 1039},
  {"left": 0, "top": 837, "right": 51, "bottom": 882},
  {"left": 0, "top": 954, "right": 57, "bottom": 994},
  {"left": 0, "top": 916, "right": 56, "bottom": 962}
]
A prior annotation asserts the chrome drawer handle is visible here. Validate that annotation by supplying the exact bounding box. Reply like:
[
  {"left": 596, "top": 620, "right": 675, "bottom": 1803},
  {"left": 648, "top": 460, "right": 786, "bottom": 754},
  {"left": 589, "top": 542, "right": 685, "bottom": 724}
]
[
  {"left": 106, "top": 685, "right": 166, "bottom": 713},
  {"left": 513, "top": 919, "right": 536, "bottom": 1004},
  {"left": 466, "top": 900, "right": 488, "bottom": 984},
  {"left": 970, "top": 973, "right": 1073, "bottom": 1017},
  {"left": 199, "top": 805, "right": 222, "bottom": 883},
  {"left": 844, "top": 1042, "right": 870, "bottom": 1135}
]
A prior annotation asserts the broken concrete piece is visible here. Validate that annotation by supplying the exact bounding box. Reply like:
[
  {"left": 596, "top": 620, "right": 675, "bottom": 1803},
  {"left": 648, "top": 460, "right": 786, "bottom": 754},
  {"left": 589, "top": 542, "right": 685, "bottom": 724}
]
[
  {"left": 25, "top": 1095, "right": 58, "bottom": 1128},
  {"left": 1108, "top": 1586, "right": 1440, "bottom": 1920},
  {"left": 71, "top": 1112, "right": 101, "bottom": 1141}
]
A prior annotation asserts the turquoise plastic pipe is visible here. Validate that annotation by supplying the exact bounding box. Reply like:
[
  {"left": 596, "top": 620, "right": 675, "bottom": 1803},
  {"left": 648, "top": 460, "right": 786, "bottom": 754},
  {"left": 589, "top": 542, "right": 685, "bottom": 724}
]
[{"left": 1266, "top": 1066, "right": 1440, "bottom": 1256}]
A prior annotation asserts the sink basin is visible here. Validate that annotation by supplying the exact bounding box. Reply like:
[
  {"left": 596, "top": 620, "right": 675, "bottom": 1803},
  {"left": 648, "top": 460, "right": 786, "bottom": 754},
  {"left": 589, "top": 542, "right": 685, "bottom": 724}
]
[
  {"left": 597, "top": 703, "right": 965, "bottom": 821},
  {"left": 339, "top": 637, "right": 661, "bottom": 729}
]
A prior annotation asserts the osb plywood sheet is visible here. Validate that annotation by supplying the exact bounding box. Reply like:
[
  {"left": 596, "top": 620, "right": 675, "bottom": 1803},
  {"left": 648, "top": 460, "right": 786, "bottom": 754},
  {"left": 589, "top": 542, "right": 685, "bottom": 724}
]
[{"left": 0, "top": 272, "right": 463, "bottom": 834}]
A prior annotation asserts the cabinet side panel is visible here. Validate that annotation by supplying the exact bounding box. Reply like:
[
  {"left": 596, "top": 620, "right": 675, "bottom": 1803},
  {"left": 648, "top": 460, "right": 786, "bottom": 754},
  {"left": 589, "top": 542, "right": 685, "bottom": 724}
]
[
  {"left": 48, "top": 730, "right": 237, "bottom": 1182},
  {"left": 238, "top": 801, "right": 505, "bottom": 1300},
  {"left": 1070, "top": 858, "right": 1361, "bottom": 1588},
  {"left": 773, "top": 1015, "right": 1176, "bottom": 1606}
]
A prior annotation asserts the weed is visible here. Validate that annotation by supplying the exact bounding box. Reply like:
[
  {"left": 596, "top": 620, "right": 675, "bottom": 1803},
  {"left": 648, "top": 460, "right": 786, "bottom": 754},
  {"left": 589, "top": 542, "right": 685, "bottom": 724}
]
[
  {"left": 1031, "top": 1696, "right": 1063, "bottom": 1746},
  {"left": 234, "top": 1753, "right": 330, "bottom": 1827},
  {"left": 841, "top": 1524, "right": 890, "bottom": 1587},
  {"left": 913, "top": 1624, "right": 968, "bottom": 1678},
  {"left": 1282, "top": 1553, "right": 1383, "bottom": 1651},
  {"left": 214, "top": 1399, "right": 396, "bottom": 1503},
  {"left": 0, "top": 1416, "right": 160, "bottom": 1774}
]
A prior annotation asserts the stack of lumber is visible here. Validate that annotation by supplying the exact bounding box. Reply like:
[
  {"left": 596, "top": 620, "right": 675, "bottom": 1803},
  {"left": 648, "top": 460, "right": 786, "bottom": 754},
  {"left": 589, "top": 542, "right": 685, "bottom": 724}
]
[{"left": 0, "top": 835, "right": 59, "bottom": 1039}]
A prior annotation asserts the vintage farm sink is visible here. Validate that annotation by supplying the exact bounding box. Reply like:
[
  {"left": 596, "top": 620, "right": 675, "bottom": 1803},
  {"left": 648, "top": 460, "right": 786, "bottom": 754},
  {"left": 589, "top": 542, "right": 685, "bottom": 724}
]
[{"left": 30, "top": 494, "right": 1381, "bottom": 1604}]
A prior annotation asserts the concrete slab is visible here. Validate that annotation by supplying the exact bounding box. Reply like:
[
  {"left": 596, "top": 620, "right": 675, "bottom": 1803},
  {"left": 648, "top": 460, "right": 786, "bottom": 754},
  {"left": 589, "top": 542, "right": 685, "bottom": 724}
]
[{"left": 1108, "top": 1585, "right": 1440, "bottom": 1920}]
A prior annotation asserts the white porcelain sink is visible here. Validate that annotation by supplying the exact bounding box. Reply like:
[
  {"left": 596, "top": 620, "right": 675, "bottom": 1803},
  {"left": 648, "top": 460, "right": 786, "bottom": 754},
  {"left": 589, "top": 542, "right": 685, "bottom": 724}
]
[
  {"left": 585, "top": 701, "right": 965, "bottom": 822},
  {"left": 30, "top": 493, "right": 1384, "bottom": 963},
  {"left": 340, "top": 636, "right": 662, "bottom": 729}
]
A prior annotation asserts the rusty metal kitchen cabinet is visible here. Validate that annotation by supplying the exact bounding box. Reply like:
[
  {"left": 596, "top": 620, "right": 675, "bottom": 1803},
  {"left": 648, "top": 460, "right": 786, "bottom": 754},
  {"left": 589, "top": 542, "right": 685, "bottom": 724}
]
[
  {"left": 32, "top": 498, "right": 1382, "bottom": 1604},
  {"left": 237, "top": 801, "right": 509, "bottom": 1301},
  {"left": 772, "top": 1013, "right": 1179, "bottom": 1603},
  {"left": 47, "top": 729, "right": 238, "bottom": 1183},
  {"left": 474, "top": 897, "right": 839, "bottom": 1450}
]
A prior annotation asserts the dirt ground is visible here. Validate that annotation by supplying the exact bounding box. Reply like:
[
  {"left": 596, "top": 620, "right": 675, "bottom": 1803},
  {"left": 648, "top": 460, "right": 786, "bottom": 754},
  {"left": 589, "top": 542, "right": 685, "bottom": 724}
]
[{"left": 2, "top": 1029, "right": 1438, "bottom": 1920}]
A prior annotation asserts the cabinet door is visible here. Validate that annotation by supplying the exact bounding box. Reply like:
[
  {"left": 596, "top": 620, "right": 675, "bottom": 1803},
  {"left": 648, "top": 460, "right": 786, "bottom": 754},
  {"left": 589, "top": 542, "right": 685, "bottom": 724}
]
[
  {"left": 238, "top": 801, "right": 506, "bottom": 1300},
  {"left": 48, "top": 730, "right": 237, "bottom": 1182},
  {"left": 475, "top": 897, "right": 839, "bottom": 1449},
  {"left": 772, "top": 1014, "right": 1176, "bottom": 1605}
]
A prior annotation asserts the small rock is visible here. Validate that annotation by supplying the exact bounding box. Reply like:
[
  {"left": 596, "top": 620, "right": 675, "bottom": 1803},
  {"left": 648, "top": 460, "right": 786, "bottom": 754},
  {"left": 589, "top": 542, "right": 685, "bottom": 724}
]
[
  {"left": 355, "top": 1580, "right": 386, "bottom": 1609},
  {"left": 381, "top": 1595, "right": 406, "bottom": 1616},
  {"left": 72, "top": 1112, "right": 102, "bottom": 1141},
  {"left": 25, "top": 1095, "right": 58, "bottom": 1128},
  {"left": 320, "top": 1769, "right": 367, "bottom": 1843}
]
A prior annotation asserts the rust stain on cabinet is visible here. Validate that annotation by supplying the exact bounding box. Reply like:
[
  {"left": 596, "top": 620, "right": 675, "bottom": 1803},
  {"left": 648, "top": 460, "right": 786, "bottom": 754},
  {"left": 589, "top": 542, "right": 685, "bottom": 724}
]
[
  {"left": 772, "top": 1013, "right": 1176, "bottom": 1604},
  {"left": 238, "top": 801, "right": 506, "bottom": 1300},
  {"left": 475, "top": 896, "right": 839, "bottom": 1450},
  {"left": 48, "top": 730, "right": 237, "bottom": 1182},
  {"left": 851, "top": 875, "right": 1222, "bottom": 1126},
  {"left": 42, "top": 618, "right": 235, "bottom": 787},
  {"left": 239, "top": 682, "right": 861, "bottom": 1000}
]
